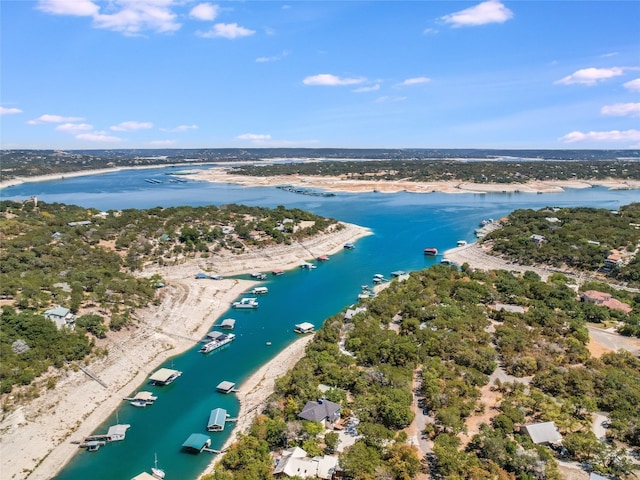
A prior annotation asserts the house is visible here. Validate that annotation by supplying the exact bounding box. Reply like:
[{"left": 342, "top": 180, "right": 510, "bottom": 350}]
[
  {"left": 521, "top": 421, "right": 562, "bottom": 445},
  {"left": 344, "top": 307, "right": 366, "bottom": 321},
  {"left": 298, "top": 399, "right": 341, "bottom": 426},
  {"left": 494, "top": 303, "right": 525, "bottom": 314},
  {"left": 604, "top": 253, "right": 623, "bottom": 269},
  {"left": 273, "top": 447, "right": 338, "bottom": 479},
  {"left": 530, "top": 234, "right": 546, "bottom": 245},
  {"left": 44, "top": 306, "right": 75, "bottom": 329},
  {"left": 581, "top": 290, "right": 632, "bottom": 313}
]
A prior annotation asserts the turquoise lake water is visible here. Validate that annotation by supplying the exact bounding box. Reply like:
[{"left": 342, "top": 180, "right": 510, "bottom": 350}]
[{"left": 2, "top": 166, "right": 639, "bottom": 479}]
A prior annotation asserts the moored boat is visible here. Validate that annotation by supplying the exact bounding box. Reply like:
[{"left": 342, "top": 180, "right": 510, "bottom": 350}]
[
  {"left": 232, "top": 297, "right": 259, "bottom": 309},
  {"left": 424, "top": 248, "right": 438, "bottom": 256},
  {"left": 199, "top": 333, "right": 236, "bottom": 353}
]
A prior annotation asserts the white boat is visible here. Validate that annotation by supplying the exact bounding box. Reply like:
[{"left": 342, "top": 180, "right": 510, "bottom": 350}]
[
  {"left": 152, "top": 453, "right": 165, "bottom": 479},
  {"left": 199, "top": 333, "right": 236, "bottom": 353},
  {"left": 232, "top": 297, "right": 259, "bottom": 309},
  {"left": 250, "top": 272, "right": 267, "bottom": 280},
  {"left": 130, "top": 399, "right": 147, "bottom": 408},
  {"left": 300, "top": 262, "right": 317, "bottom": 269},
  {"left": 250, "top": 286, "right": 268, "bottom": 295}
]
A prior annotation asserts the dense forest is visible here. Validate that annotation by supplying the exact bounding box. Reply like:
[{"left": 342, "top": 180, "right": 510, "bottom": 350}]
[
  {"left": 0, "top": 200, "right": 339, "bottom": 394},
  {"left": 483, "top": 203, "right": 640, "bottom": 288},
  {"left": 230, "top": 159, "right": 640, "bottom": 184},
  {"left": 1, "top": 149, "right": 638, "bottom": 181},
  {"left": 206, "top": 266, "right": 639, "bottom": 480}
]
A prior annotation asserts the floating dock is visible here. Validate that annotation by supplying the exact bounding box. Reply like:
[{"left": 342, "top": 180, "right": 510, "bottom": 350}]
[
  {"left": 216, "top": 381, "right": 238, "bottom": 394},
  {"left": 149, "top": 368, "right": 182, "bottom": 386}
]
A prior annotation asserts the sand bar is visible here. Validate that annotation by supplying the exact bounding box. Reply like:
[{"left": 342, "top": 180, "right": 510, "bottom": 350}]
[{"left": 0, "top": 222, "right": 370, "bottom": 480}]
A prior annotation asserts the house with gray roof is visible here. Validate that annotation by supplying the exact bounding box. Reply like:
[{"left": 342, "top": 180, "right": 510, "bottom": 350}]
[
  {"left": 273, "top": 447, "right": 338, "bottom": 479},
  {"left": 521, "top": 421, "right": 562, "bottom": 445},
  {"left": 44, "top": 306, "right": 75, "bottom": 329},
  {"left": 298, "top": 399, "right": 341, "bottom": 426}
]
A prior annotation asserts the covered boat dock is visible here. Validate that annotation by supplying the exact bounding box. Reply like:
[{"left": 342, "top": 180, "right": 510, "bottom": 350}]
[
  {"left": 149, "top": 368, "right": 182, "bottom": 386},
  {"left": 207, "top": 408, "right": 228, "bottom": 431},
  {"left": 216, "top": 381, "right": 237, "bottom": 393},
  {"left": 181, "top": 433, "right": 212, "bottom": 453},
  {"left": 294, "top": 322, "right": 315, "bottom": 334}
]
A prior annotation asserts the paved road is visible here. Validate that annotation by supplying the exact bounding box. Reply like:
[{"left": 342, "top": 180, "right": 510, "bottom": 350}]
[{"left": 587, "top": 325, "right": 640, "bottom": 356}]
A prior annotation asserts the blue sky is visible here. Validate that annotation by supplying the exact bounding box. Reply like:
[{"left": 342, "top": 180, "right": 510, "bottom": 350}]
[{"left": 1, "top": 0, "right": 639, "bottom": 150}]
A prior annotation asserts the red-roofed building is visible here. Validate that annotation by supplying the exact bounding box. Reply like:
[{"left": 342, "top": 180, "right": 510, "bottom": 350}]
[{"left": 581, "top": 290, "right": 632, "bottom": 313}]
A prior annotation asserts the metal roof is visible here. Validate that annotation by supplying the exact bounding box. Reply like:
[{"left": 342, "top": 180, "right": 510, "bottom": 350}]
[
  {"left": 216, "top": 381, "right": 235, "bottom": 392},
  {"left": 207, "top": 408, "right": 227, "bottom": 430},
  {"left": 522, "top": 421, "right": 562, "bottom": 444},
  {"left": 149, "top": 368, "right": 180, "bottom": 383},
  {"left": 131, "top": 473, "right": 157, "bottom": 480},
  {"left": 182, "top": 433, "right": 210, "bottom": 451}
]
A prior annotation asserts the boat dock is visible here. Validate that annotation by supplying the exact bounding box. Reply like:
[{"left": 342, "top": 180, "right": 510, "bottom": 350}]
[
  {"left": 123, "top": 391, "right": 158, "bottom": 405},
  {"left": 216, "top": 381, "right": 238, "bottom": 394}
]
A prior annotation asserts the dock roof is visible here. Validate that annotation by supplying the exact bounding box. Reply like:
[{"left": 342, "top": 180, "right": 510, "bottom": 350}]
[
  {"left": 182, "top": 433, "right": 211, "bottom": 452},
  {"left": 149, "top": 368, "right": 180, "bottom": 383},
  {"left": 216, "top": 381, "right": 236, "bottom": 392},
  {"left": 295, "top": 322, "right": 314, "bottom": 331},
  {"left": 207, "top": 408, "right": 228, "bottom": 430},
  {"left": 220, "top": 319, "right": 236, "bottom": 329}
]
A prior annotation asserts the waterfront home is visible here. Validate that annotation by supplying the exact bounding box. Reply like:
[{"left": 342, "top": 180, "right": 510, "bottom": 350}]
[
  {"left": 273, "top": 446, "right": 338, "bottom": 479},
  {"left": 520, "top": 421, "right": 562, "bottom": 445},
  {"left": 298, "top": 399, "right": 341, "bottom": 426},
  {"left": 581, "top": 290, "right": 632, "bottom": 313},
  {"left": 44, "top": 306, "right": 75, "bottom": 329}
]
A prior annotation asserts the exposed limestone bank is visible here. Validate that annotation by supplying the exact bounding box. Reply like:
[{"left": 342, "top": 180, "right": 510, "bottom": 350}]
[
  {"left": 0, "top": 223, "right": 371, "bottom": 480},
  {"left": 443, "top": 242, "right": 572, "bottom": 282},
  {"left": 183, "top": 167, "right": 640, "bottom": 195}
]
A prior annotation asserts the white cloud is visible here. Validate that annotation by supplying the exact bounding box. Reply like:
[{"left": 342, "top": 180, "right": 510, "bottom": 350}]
[
  {"left": 161, "top": 124, "right": 198, "bottom": 132},
  {"left": 28, "top": 114, "right": 84, "bottom": 124},
  {"left": 256, "top": 51, "right": 290, "bottom": 63},
  {"left": 374, "top": 96, "right": 407, "bottom": 103},
  {"left": 189, "top": 3, "right": 219, "bottom": 21},
  {"left": 76, "top": 132, "right": 123, "bottom": 142},
  {"left": 93, "top": 0, "right": 181, "bottom": 35},
  {"left": 353, "top": 84, "right": 381, "bottom": 93},
  {"left": 55, "top": 123, "right": 94, "bottom": 133},
  {"left": 397, "top": 77, "right": 431, "bottom": 86},
  {"left": 110, "top": 121, "right": 154, "bottom": 131},
  {"left": 624, "top": 78, "right": 640, "bottom": 92},
  {"left": 149, "top": 139, "right": 177, "bottom": 146},
  {"left": 303, "top": 74, "right": 365, "bottom": 86},
  {"left": 198, "top": 23, "right": 255, "bottom": 39},
  {"left": 37, "top": 0, "right": 99, "bottom": 16},
  {"left": 0, "top": 106, "right": 23, "bottom": 115},
  {"left": 236, "top": 133, "right": 272, "bottom": 141},
  {"left": 555, "top": 67, "right": 624, "bottom": 86},
  {"left": 423, "top": 28, "right": 438, "bottom": 35},
  {"left": 442, "top": 0, "right": 513, "bottom": 27},
  {"left": 601, "top": 103, "right": 640, "bottom": 117},
  {"left": 560, "top": 129, "right": 640, "bottom": 143}
]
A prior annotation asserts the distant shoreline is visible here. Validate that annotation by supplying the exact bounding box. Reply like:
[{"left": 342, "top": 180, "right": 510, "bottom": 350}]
[{"left": 3, "top": 164, "right": 640, "bottom": 195}]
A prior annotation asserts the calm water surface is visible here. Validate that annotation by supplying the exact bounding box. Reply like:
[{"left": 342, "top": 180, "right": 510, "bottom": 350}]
[{"left": 3, "top": 167, "right": 638, "bottom": 479}]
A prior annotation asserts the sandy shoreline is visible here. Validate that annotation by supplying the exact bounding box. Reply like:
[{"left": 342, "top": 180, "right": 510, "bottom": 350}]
[{"left": 0, "top": 222, "right": 371, "bottom": 480}]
